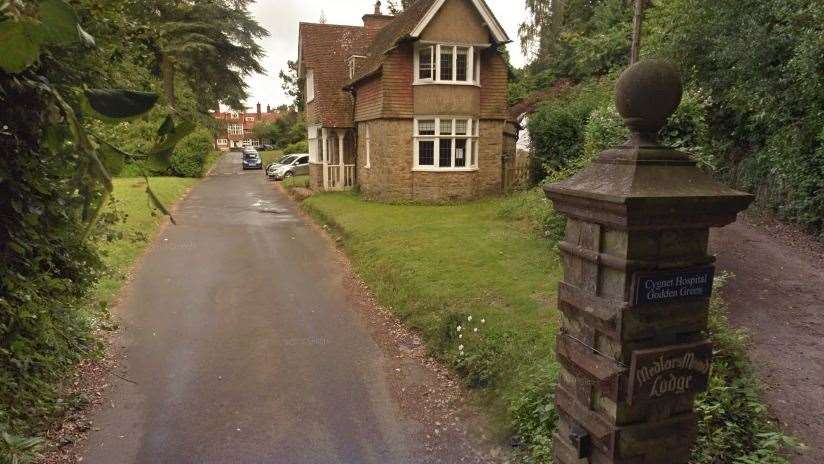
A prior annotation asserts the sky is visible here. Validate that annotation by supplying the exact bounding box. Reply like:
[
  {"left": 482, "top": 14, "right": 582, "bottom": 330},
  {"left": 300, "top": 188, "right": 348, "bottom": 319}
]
[{"left": 241, "top": 0, "right": 529, "bottom": 110}]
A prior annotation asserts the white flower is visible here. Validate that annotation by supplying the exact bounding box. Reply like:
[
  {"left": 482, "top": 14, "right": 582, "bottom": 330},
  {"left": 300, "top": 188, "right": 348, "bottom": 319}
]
[
  {"left": 459, "top": 350, "right": 464, "bottom": 356},
  {"left": 456, "top": 325, "right": 462, "bottom": 332},
  {"left": 473, "top": 327, "right": 478, "bottom": 333},
  {"left": 467, "top": 315, "right": 473, "bottom": 322},
  {"left": 459, "top": 334, "right": 463, "bottom": 339},
  {"left": 458, "top": 344, "right": 464, "bottom": 351},
  {"left": 481, "top": 319, "right": 485, "bottom": 324}
]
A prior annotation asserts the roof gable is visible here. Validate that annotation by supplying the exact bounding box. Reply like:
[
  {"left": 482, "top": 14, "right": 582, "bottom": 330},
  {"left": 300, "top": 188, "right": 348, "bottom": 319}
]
[{"left": 410, "top": 0, "right": 510, "bottom": 43}]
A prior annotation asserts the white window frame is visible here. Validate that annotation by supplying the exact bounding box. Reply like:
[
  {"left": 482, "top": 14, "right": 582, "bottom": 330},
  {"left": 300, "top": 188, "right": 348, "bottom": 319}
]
[
  {"left": 364, "top": 124, "right": 371, "bottom": 169},
  {"left": 216, "top": 139, "right": 228, "bottom": 146},
  {"left": 307, "top": 124, "right": 321, "bottom": 164},
  {"left": 348, "top": 55, "right": 365, "bottom": 79},
  {"left": 245, "top": 116, "right": 255, "bottom": 122},
  {"left": 414, "top": 43, "right": 482, "bottom": 86},
  {"left": 413, "top": 116, "right": 479, "bottom": 172},
  {"left": 306, "top": 69, "right": 315, "bottom": 103},
  {"left": 227, "top": 123, "right": 244, "bottom": 135}
]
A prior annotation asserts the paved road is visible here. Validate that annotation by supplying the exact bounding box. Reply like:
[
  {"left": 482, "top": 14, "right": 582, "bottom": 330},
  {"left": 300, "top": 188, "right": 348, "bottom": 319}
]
[{"left": 81, "top": 153, "right": 424, "bottom": 463}]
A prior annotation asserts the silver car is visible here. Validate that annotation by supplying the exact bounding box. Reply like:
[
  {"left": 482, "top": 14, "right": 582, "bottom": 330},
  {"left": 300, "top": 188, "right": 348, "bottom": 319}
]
[{"left": 267, "top": 154, "right": 310, "bottom": 180}]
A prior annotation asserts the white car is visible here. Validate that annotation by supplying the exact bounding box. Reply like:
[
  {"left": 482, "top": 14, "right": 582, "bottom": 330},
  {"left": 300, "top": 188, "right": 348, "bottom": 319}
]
[{"left": 267, "top": 154, "right": 310, "bottom": 180}]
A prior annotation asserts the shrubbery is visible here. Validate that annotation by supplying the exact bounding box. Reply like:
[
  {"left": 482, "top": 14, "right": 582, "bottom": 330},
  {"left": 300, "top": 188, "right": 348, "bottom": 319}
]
[
  {"left": 169, "top": 128, "right": 216, "bottom": 178},
  {"left": 282, "top": 140, "right": 308, "bottom": 155}
]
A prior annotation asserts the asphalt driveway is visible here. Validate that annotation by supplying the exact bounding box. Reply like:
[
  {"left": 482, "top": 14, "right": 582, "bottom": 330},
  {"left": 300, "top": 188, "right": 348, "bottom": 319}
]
[{"left": 80, "top": 153, "right": 424, "bottom": 463}]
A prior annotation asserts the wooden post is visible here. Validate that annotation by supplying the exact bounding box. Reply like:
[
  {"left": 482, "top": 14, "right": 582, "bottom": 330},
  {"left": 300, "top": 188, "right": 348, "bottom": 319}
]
[
  {"left": 544, "top": 61, "right": 752, "bottom": 463},
  {"left": 338, "top": 130, "right": 346, "bottom": 190},
  {"left": 630, "top": 0, "right": 644, "bottom": 64}
]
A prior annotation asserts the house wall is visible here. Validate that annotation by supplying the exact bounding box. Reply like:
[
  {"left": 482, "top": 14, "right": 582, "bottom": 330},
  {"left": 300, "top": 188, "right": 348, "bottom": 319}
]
[
  {"left": 309, "top": 163, "right": 324, "bottom": 190},
  {"left": 306, "top": 99, "right": 319, "bottom": 125},
  {"left": 419, "top": 0, "right": 491, "bottom": 44},
  {"left": 479, "top": 50, "right": 509, "bottom": 119},
  {"left": 357, "top": 119, "right": 504, "bottom": 202},
  {"left": 354, "top": 75, "right": 383, "bottom": 121},
  {"left": 381, "top": 44, "right": 415, "bottom": 118},
  {"left": 413, "top": 85, "right": 480, "bottom": 115}
]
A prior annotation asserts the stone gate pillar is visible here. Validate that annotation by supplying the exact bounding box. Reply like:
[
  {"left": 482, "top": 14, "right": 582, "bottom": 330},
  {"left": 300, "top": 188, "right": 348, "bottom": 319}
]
[{"left": 544, "top": 60, "right": 753, "bottom": 463}]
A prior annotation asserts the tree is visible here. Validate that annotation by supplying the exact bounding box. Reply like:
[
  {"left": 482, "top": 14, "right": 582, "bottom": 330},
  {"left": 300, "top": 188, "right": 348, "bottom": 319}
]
[
  {"left": 630, "top": 0, "right": 650, "bottom": 64},
  {"left": 387, "top": 0, "right": 416, "bottom": 15},
  {"left": 125, "top": 0, "right": 268, "bottom": 110},
  {"left": 279, "top": 59, "right": 305, "bottom": 112}
]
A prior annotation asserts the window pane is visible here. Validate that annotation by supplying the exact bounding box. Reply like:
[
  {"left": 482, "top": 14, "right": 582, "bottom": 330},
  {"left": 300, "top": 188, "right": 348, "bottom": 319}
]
[
  {"left": 455, "top": 139, "right": 467, "bottom": 167},
  {"left": 440, "top": 47, "right": 453, "bottom": 81},
  {"left": 419, "top": 47, "right": 433, "bottom": 80},
  {"left": 418, "top": 120, "right": 435, "bottom": 135},
  {"left": 455, "top": 119, "right": 468, "bottom": 135},
  {"left": 419, "top": 141, "right": 435, "bottom": 165},
  {"left": 440, "top": 119, "right": 452, "bottom": 135},
  {"left": 439, "top": 139, "right": 452, "bottom": 167},
  {"left": 456, "top": 47, "right": 468, "bottom": 81}
]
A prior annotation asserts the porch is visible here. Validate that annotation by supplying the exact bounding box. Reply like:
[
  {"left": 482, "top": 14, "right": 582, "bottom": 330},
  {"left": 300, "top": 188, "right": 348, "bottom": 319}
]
[{"left": 310, "top": 127, "right": 357, "bottom": 191}]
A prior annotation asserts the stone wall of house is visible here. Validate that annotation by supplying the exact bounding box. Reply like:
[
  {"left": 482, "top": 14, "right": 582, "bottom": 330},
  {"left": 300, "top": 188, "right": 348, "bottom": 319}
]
[
  {"left": 357, "top": 118, "right": 504, "bottom": 202},
  {"left": 309, "top": 163, "right": 324, "bottom": 190}
]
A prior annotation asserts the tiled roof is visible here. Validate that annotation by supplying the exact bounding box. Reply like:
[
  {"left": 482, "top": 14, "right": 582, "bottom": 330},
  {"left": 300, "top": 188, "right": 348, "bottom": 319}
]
[
  {"left": 344, "top": 0, "right": 436, "bottom": 88},
  {"left": 299, "top": 23, "right": 370, "bottom": 128}
]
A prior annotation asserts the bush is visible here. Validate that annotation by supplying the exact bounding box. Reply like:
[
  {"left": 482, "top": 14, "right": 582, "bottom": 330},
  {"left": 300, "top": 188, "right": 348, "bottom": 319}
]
[
  {"left": 527, "top": 82, "right": 611, "bottom": 179},
  {"left": 283, "top": 140, "right": 308, "bottom": 155},
  {"left": 169, "top": 128, "right": 215, "bottom": 178}
]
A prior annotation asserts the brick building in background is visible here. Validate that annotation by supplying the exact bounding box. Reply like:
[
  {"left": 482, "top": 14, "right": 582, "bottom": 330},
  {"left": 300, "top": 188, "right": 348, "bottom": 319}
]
[
  {"left": 213, "top": 103, "right": 282, "bottom": 151},
  {"left": 298, "top": 0, "right": 516, "bottom": 201}
]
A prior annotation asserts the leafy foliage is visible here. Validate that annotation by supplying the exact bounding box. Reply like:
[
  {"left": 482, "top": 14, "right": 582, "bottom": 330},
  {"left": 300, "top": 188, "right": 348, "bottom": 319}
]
[
  {"left": 517, "top": 0, "right": 824, "bottom": 237},
  {"left": 169, "top": 128, "right": 217, "bottom": 178},
  {"left": 0, "top": 1, "right": 209, "bottom": 460}
]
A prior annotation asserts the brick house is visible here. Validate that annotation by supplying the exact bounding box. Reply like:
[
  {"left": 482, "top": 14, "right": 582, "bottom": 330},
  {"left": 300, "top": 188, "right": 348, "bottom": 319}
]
[
  {"left": 213, "top": 103, "right": 282, "bottom": 151},
  {"left": 298, "top": 0, "right": 514, "bottom": 201}
]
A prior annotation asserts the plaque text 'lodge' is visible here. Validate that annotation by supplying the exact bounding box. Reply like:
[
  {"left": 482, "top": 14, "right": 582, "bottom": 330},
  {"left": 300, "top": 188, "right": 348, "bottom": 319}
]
[{"left": 627, "top": 341, "right": 713, "bottom": 404}]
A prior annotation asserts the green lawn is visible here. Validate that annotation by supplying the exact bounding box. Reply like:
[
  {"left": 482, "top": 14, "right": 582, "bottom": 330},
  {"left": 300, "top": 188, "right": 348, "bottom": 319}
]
[
  {"left": 96, "top": 177, "right": 198, "bottom": 306},
  {"left": 303, "top": 192, "right": 563, "bottom": 447},
  {"left": 300, "top": 190, "right": 794, "bottom": 463},
  {"left": 259, "top": 149, "right": 284, "bottom": 166},
  {"left": 282, "top": 175, "right": 310, "bottom": 189}
]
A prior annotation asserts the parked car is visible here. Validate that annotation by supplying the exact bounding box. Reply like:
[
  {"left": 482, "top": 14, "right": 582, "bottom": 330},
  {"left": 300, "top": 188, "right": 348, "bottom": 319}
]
[
  {"left": 265, "top": 155, "right": 292, "bottom": 178},
  {"left": 242, "top": 151, "right": 263, "bottom": 170},
  {"left": 261, "top": 144, "right": 275, "bottom": 151},
  {"left": 267, "top": 154, "right": 309, "bottom": 180}
]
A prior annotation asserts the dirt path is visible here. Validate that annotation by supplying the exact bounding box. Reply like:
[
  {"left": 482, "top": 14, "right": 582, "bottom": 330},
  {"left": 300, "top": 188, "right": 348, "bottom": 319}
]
[{"left": 711, "top": 216, "right": 824, "bottom": 464}]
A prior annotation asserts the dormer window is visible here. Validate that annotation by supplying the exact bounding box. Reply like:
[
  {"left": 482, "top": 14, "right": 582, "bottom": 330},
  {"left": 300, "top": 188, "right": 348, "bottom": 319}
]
[
  {"left": 414, "top": 44, "right": 481, "bottom": 86},
  {"left": 347, "top": 55, "right": 366, "bottom": 79}
]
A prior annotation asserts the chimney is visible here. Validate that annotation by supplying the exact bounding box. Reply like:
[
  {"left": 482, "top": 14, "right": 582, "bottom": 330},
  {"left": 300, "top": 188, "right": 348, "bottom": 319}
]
[
  {"left": 363, "top": 1, "right": 393, "bottom": 36},
  {"left": 267, "top": 104, "right": 271, "bottom": 113},
  {"left": 256, "top": 102, "right": 262, "bottom": 117}
]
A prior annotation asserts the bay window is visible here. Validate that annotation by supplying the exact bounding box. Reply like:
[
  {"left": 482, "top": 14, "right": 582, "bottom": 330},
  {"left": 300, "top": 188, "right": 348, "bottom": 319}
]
[
  {"left": 415, "top": 44, "right": 481, "bottom": 85},
  {"left": 414, "top": 117, "right": 479, "bottom": 170},
  {"left": 227, "top": 124, "right": 243, "bottom": 135}
]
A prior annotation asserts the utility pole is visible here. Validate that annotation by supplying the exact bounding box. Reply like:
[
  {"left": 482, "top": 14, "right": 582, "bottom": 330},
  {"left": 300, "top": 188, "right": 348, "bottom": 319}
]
[{"left": 630, "top": 0, "right": 645, "bottom": 64}]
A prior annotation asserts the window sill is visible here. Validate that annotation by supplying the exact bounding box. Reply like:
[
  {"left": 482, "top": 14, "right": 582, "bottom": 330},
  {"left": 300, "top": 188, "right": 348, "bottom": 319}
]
[
  {"left": 413, "top": 81, "right": 481, "bottom": 87},
  {"left": 412, "top": 167, "right": 478, "bottom": 173}
]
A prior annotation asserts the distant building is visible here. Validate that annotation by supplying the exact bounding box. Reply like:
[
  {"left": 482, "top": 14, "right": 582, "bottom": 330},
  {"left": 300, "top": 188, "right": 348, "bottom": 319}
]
[{"left": 213, "top": 103, "right": 282, "bottom": 150}]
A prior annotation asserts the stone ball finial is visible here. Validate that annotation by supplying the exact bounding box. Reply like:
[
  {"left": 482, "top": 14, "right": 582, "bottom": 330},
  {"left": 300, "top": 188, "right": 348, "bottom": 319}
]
[{"left": 615, "top": 60, "right": 682, "bottom": 142}]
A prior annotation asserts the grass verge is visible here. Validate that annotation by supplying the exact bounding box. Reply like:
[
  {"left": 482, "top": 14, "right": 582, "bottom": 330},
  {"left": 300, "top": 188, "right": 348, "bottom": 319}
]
[
  {"left": 300, "top": 188, "right": 795, "bottom": 463},
  {"left": 96, "top": 177, "right": 198, "bottom": 305}
]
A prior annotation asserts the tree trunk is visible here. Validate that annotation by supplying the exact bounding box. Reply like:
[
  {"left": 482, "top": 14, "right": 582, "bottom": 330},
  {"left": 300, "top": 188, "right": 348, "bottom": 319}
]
[
  {"left": 161, "top": 54, "right": 177, "bottom": 108},
  {"left": 631, "top": 0, "right": 644, "bottom": 64}
]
